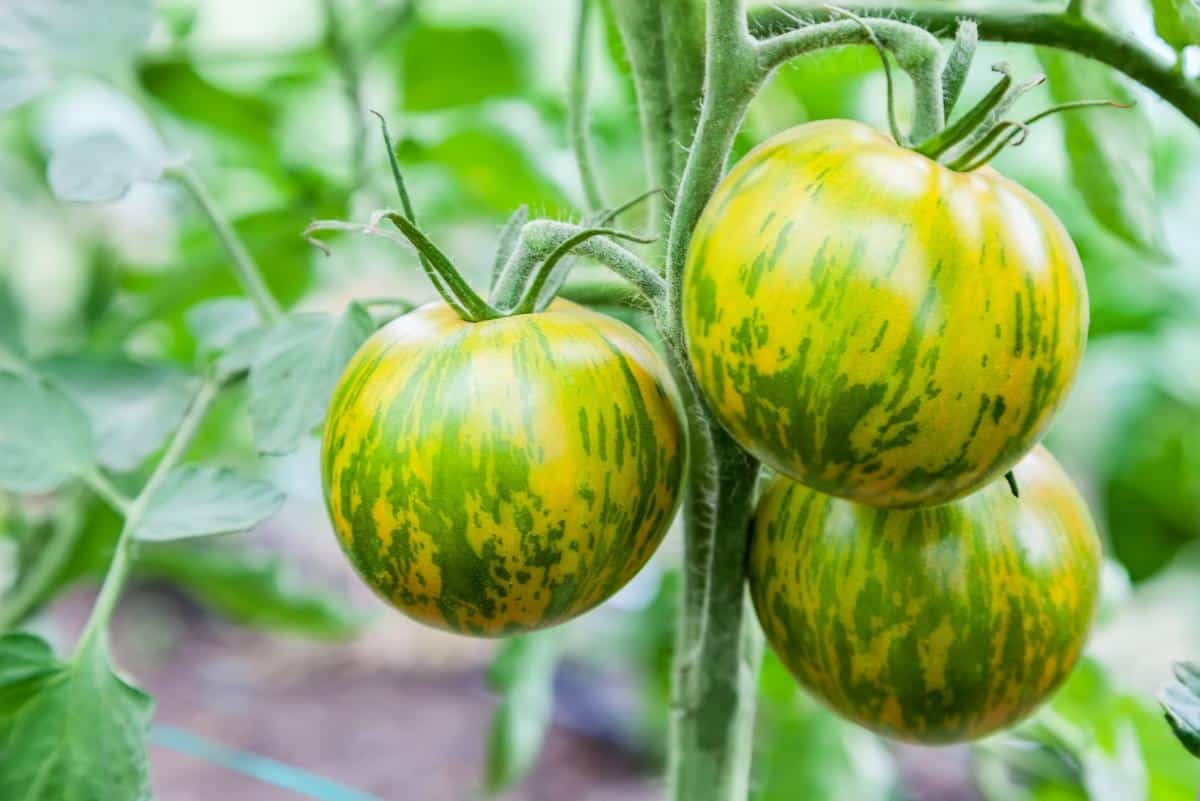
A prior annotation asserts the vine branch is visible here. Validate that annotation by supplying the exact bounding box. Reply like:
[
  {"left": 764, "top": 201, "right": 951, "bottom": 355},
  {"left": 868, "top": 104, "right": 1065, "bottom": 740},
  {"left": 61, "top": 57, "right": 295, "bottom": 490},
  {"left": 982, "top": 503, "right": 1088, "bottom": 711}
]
[
  {"left": 74, "top": 379, "right": 220, "bottom": 657},
  {"left": 568, "top": 0, "right": 606, "bottom": 211},
  {"left": 167, "top": 165, "right": 282, "bottom": 323},
  {"left": 749, "top": 5, "right": 1200, "bottom": 128}
]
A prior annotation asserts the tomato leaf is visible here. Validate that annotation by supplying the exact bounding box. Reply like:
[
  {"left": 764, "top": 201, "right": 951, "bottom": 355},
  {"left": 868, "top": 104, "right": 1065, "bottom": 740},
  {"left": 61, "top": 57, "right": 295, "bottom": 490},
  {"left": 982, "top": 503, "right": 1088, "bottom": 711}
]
[
  {"left": 484, "top": 632, "right": 559, "bottom": 794},
  {"left": 0, "top": 371, "right": 94, "bottom": 493},
  {"left": 0, "top": 0, "right": 152, "bottom": 111},
  {"left": 248, "top": 304, "right": 374, "bottom": 455},
  {"left": 0, "top": 279, "right": 24, "bottom": 365},
  {"left": 185, "top": 297, "right": 261, "bottom": 357},
  {"left": 134, "top": 465, "right": 284, "bottom": 542},
  {"left": 1151, "top": 0, "right": 1200, "bottom": 54},
  {"left": 1161, "top": 662, "right": 1200, "bottom": 758},
  {"left": 47, "top": 132, "right": 166, "bottom": 204},
  {"left": 38, "top": 356, "right": 196, "bottom": 473},
  {"left": 1037, "top": 50, "right": 1167, "bottom": 258},
  {"left": 0, "top": 634, "right": 153, "bottom": 801},
  {"left": 135, "top": 546, "right": 364, "bottom": 638}
]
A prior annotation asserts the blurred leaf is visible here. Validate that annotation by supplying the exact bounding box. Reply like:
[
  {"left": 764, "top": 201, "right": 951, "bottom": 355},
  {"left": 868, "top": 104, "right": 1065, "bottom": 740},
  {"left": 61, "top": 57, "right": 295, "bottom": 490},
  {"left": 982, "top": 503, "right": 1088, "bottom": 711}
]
[
  {"left": 0, "top": 279, "right": 23, "bottom": 363},
  {"left": 1151, "top": 0, "right": 1200, "bottom": 53},
  {"left": 1102, "top": 392, "right": 1200, "bottom": 581},
  {"left": 0, "top": 0, "right": 153, "bottom": 110},
  {"left": 1161, "top": 663, "right": 1200, "bottom": 758},
  {"left": 185, "top": 297, "right": 261, "bottom": 357},
  {"left": 400, "top": 126, "right": 569, "bottom": 216},
  {"left": 0, "top": 371, "right": 93, "bottom": 493},
  {"left": 0, "top": 50, "right": 51, "bottom": 112},
  {"left": 1081, "top": 726, "right": 1148, "bottom": 801},
  {"left": 134, "top": 465, "right": 283, "bottom": 542},
  {"left": 485, "top": 632, "right": 559, "bottom": 794},
  {"left": 139, "top": 61, "right": 279, "bottom": 150},
  {"left": 1038, "top": 50, "right": 1166, "bottom": 257},
  {"left": 47, "top": 133, "right": 165, "bottom": 203},
  {"left": 1006, "top": 659, "right": 1200, "bottom": 801},
  {"left": 398, "top": 25, "right": 524, "bottom": 111},
  {"left": 136, "top": 545, "right": 363, "bottom": 638},
  {"left": 39, "top": 356, "right": 195, "bottom": 473},
  {"left": 753, "top": 654, "right": 895, "bottom": 801},
  {"left": 248, "top": 304, "right": 373, "bottom": 455},
  {"left": 0, "top": 634, "right": 152, "bottom": 801}
]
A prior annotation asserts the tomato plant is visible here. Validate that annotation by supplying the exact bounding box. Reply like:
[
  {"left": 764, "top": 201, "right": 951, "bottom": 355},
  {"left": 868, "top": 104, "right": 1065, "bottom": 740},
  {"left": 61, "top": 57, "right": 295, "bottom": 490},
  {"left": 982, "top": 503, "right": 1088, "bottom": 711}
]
[{"left": 1, "top": 1, "right": 1199, "bottom": 800}]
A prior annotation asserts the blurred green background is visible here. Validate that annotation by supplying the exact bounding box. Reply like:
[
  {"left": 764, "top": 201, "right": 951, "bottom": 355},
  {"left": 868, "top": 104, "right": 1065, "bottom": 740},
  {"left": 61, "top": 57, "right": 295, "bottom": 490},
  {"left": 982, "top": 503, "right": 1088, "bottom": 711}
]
[{"left": 1, "top": 0, "right": 1198, "bottom": 799}]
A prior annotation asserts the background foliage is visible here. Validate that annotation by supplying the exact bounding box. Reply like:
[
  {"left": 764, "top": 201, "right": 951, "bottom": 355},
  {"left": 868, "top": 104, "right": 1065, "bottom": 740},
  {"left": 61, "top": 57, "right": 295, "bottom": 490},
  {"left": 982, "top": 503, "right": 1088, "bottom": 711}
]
[{"left": 1, "top": 0, "right": 1199, "bottom": 799}]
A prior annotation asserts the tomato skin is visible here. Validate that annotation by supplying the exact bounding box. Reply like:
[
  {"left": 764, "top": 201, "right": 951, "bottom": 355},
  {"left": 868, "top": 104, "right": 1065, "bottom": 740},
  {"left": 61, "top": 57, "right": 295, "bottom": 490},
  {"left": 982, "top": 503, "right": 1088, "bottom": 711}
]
[
  {"left": 683, "top": 119, "right": 1089, "bottom": 508},
  {"left": 321, "top": 301, "right": 685, "bottom": 636},
  {"left": 749, "top": 446, "right": 1101, "bottom": 743}
]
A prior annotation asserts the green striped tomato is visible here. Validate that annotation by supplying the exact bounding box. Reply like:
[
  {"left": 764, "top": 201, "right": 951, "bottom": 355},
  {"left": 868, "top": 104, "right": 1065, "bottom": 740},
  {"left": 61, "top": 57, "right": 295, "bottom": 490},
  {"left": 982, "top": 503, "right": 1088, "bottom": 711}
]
[
  {"left": 684, "top": 119, "right": 1089, "bottom": 508},
  {"left": 321, "top": 300, "right": 685, "bottom": 637},
  {"left": 749, "top": 446, "right": 1101, "bottom": 743}
]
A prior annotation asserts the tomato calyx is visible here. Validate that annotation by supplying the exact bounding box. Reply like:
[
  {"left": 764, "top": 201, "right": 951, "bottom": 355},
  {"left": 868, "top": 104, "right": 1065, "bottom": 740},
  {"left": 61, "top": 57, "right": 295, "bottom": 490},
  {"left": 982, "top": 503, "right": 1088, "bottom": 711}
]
[
  {"left": 911, "top": 60, "right": 1130, "bottom": 172},
  {"left": 304, "top": 113, "right": 661, "bottom": 324}
]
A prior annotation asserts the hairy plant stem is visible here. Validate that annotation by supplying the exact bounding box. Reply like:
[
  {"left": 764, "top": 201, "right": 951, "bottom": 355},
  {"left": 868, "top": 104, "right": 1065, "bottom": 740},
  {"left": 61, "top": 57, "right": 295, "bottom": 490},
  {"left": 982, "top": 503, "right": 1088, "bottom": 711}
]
[
  {"left": 608, "top": 1, "right": 704, "bottom": 228},
  {"left": 168, "top": 165, "right": 282, "bottom": 323},
  {"left": 569, "top": 0, "right": 606, "bottom": 211},
  {"left": 73, "top": 380, "right": 219, "bottom": 658},
  {"left": 646, "top": 4, "right": 947, "bottom": 799},
  {"left": 749, "top": 5, "right": 1200, "bottom": 128}
]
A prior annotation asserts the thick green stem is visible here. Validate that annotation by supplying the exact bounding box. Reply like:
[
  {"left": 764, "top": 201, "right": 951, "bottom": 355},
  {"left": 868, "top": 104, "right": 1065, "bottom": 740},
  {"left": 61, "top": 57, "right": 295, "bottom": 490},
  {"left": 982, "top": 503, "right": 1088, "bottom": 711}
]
[
  {"left": 749, "top": 6, "right": 1200, "bottom": 129},
  {"left": 568, "top": 0, "right": 606, "bottom": 211},
  {"left": 609, "top": 1, "right": 677, "bottom": 228},
  {"left": 755, "top": 18, "right": 946, "bottom": 140},
  {"left": 74, "top": 381, "right": 219, "bottom": 657},
  {"left": 667, "top": 389, "right": 763, "bottom": 801},
  {"left": 168, "top": 165, "right": 282, "bottom": 323}
]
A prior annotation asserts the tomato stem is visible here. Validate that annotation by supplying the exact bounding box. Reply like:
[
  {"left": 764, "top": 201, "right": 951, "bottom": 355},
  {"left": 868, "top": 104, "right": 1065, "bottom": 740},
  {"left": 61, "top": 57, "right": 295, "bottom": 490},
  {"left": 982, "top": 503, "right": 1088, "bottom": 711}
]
[
  {"left": 380, "top": 212, "right": 500, "bottom": 322},
  {"left": 489, "top": 205, "right": 531, "bottom": 293},
  {"left": 941, "top": 21, "right": 978, "bottom": 117},
  {"left": 74, "top": 380, "right": 220, "bottom": 660},
  {"left": 749, "top": 6, "right": 1200, "bottom": 130},
  {"left": 916, "top": 62, "right": 1013, "bottom": 159},
  {"left": 508, "top": 228, "right": 656, "bottom": 315},
  {"left": 568, "top": 0, "right": 607, "bottom": 211}
]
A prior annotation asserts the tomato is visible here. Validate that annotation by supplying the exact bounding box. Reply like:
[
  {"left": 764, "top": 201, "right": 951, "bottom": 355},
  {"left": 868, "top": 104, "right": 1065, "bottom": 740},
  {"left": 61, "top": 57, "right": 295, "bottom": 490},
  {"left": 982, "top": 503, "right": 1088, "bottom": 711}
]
[
  {"left": 748, "top": 446, "right": 1102, "bottom": 743},
  {"left": 683, "top": 119, "right": 1089, "bottom": 508},
  {"left": 321, "top": 300, "right": 685, "bottom": 636}
]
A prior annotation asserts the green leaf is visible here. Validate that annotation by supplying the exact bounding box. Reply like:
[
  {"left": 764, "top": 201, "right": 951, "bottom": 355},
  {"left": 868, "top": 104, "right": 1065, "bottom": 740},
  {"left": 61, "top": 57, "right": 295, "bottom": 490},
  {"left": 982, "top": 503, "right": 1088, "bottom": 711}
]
[
  {"left": 248, "top": 304, "right": 374, "bottom": 455},
  {"left": 398, "top": 25, "right": 524, "bottom": 111},
  {"left": 0, "top": 371, "right": 93, "bottom": 493},
  {"left": 1151, "top": 0, "right": 1200, "bottom": 53},
  {"left": 0, "top": 279, "right": 23, "bottom": 364},
  {"left": 485, "top": 632, "right": 559, "bottom": 794},
  {"left": 0, "top": 634, "right": 153, "bottom": 801},
  {"left": 134, "top": 465, "right": 284, "bottom": 542},
  {"left": 1161, "top": 663, "right": 1200, "bottom": 758},
  {"left": 38, "top": 356, "right": 195, "bottom": 473},
  {"left": 138, "top": 61, "right": 280, "bottom": 150},
  {"left": 185, "top": 297, "right": 261, "bottom": 357},
  {"left": 47, "top": 133, "right": 166, "bottom": 204},
  {"left": 136, "top": 546, "right": 363, "bottom": 638},
  {"left": 0, "top": 0, "right": 153, "bottom": 111},
  {"left": 1038, "top": 50, "right": 1167, "bottom": 257}
]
